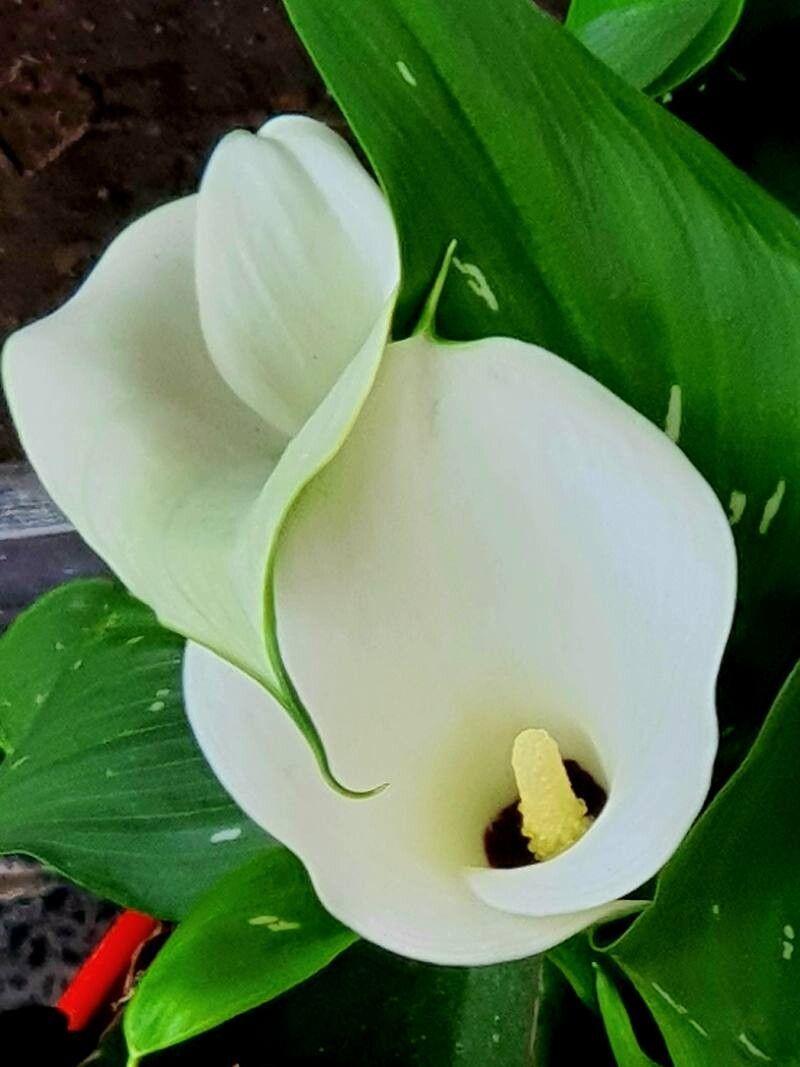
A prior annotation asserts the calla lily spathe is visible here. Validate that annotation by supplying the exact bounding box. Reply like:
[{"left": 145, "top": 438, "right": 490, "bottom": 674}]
[{"left": 3, "top": 116, "right": 737, "bottom": 965}]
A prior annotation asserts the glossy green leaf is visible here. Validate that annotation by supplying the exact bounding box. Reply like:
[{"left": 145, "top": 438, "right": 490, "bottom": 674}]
[
  {"left": 255, "top": 943, "right": 554, "bottom": 1065},
  {"left": 549, "top": 933, "right": 605, "bottom": 1012},
  {"left": 595, "top": 969, "right": 660, "bottom": 1066},
  {"left": 127, "top": 939, "right": 615, "bottom": 1065},
  {"left": 0, "top": 580, "right": 268, "bottom": 918},
  {"left": 124, "top": 850, "right": 356, "bottom": 1061},
  {"left": 567, "top": 0, "right": 744, "bottom": 95},
  {"left": 532, "top": 960, "right": 617, "bottom": 1066},
  {"left": 609, "top": 659, "right": 800, "bottom": 1065},
  {"left": 282, "top": 0, "right": 800, "bottom": 722}
]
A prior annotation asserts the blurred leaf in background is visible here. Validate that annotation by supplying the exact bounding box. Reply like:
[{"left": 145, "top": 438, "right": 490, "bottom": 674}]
[{"left": 566, "top": 0, "right": 744, "bottom": 96}]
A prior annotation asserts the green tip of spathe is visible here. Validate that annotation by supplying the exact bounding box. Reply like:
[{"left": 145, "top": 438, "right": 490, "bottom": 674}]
[
  {"left": 314, "top": 730, "right": 389, "bottom": 799},
  {"left": 413, "top": 238, "right": 458, "bottom": 338},
  {"left": 335, "top": 777, "right": 390, "bottom": 801},
  {"left": 270, "top": 639, "right": 389, "bottom": 800}
]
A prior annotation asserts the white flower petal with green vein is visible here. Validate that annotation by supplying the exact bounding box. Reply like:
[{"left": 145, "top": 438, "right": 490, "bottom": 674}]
[
  {"left": 2, "top": 118, "right": 398, "bottom": 780},
  {"left": 185, "top": 332, "right": 736, "bottom": 964}
]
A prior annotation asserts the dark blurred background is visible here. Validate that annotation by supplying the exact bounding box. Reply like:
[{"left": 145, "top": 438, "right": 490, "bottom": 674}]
[{"left": 0, "top": 0, "right": 345, "bottom": 460}]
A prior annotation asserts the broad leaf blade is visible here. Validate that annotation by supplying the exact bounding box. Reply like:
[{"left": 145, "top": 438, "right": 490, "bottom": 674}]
[
  {"left": 610, "top": 660, "right": 800, "bottom": 1065},
  {"left": 0, "top": 580, "right": 268, "bottom": 918},
  {"left": 124, "top": 850, "right": 356, "bottom": 1059},
  {"left": 567, "top": 0, "right": 744, "bottom": 95},
  {"left": 128, "top": 934, "right": 612, "bottom": 1065},
  {"left": 256, "top": 943, "right": 547, "bottom": 1065},
  {"left": 282, "top": 0, "right": 800, "bottom": 721}
]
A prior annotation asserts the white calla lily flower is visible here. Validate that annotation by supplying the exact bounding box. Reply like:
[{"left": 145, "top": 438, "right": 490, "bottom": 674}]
[{"left": 3, "top": 116, "right": 737, "bottom": 965}]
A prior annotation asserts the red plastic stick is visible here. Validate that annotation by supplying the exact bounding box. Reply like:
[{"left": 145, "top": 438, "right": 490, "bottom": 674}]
[{"left": 57, "top": 910, "right": 159, "bottom": 1031}]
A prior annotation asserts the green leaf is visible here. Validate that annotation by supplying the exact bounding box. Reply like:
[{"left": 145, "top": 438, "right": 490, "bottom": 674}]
[
  {"left": 282, "top": 0, "right": 800, "bottom": 721},
  {"left": 128, "top": 937, "right": 616, "bottom": 1065},
  {"left": 548, "top": 933, "right": 605, "bottom": 1012},
  {"left": 595, "top": 968, "right": 661, "bottom": 1066},
  {"left": 0, "top": 580, "right": 268, "bottom": 918},
  {"left": 532, "top": 960, "right": 617, "bottom": 1066},
  {"left": 255, "top": 943, "right": 550, "bottom": 1065},
  {"left": 566, "top": 0, "right": 744, "bottom": 96},
  {"left": 609, "top": 659, "right": 800, "bottom": 1065},
  {"left": 124, "top": 849, "right": 356, "bottom": 1060}
]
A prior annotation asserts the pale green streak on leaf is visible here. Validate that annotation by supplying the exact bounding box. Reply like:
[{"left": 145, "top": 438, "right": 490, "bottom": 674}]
[
  {"left": 0, "top": 580, "right": 269, "bottom": 919},
  {"left": 595, "top": 968, "right": 661, "bottom": 1066},
  {"left": 124, "top": 849, "right": 357, "bottom": 1058},
  {"left": 567, "top": 0, "right": 745, "bottom": 95},
  {"left": 609, "top": 660, "right": 800, "bottom": 1066},
  {"left": 282, "top": 0, "right": 800, "bottom": 722}
]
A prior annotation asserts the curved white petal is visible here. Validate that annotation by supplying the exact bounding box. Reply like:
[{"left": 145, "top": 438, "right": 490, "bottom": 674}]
[
  {"left": 2, "top": 195, "right": 394, "bottom": 714},
  {"left": 274, "top": 335, "right": 735, "bottom": 914},
  {"left": 196, "top": 116, "right": 399, "bottom": 438},
  {"left": 185, "top": 642, "right": 632, "bottom": 965},
  {"left": 3, "top": 198, "right": 273, "bottom": 678},
  {"left": 186, "top": 332, "right": 735, "bottom": 962}
]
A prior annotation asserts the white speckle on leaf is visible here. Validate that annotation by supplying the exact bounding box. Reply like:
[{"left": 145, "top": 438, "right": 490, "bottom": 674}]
[
  {"left": 396, "top": 60, "right": 417, "bottom": 86},
  {"left": 712, "top": 903, "right": 721, "bottom": 917},
  {"left": 34, "top": 693, "right": 46, "bottom": 706},
  {"left": 782, "top": 925, "right": 795, "bottom": 959},
  {"left": 71, "top": 659, "right": 83, "bottom": 671},
  {"left": 248, "top": 915, "right": 300, "bottom": 932},
  {"left": 689, "top": 1019, "right": 709, "bottom": 1038},
  {"left": 156, "top": 688, "right": 170, "bottom": 699},
  {"left": 149, "top": 701, "right": 165, "bottom": 712},
  {"left": 105, "top": 768, "right": 117, "bottom": 779},
  {"left": 126, "top": 635, "right": 144, "bottom": 646},
  {"left": 10, "top": 755, "right": 30, "bottom": 770},
  {"left": 728, "top": 491, "right": 746, "bottom": 526},
  {"left": 737, "top": 1032, "right": 771, "bottom": 1061},
  {"left": 651, "top": 982, "right": 688, "bottom": 1015},
  {"left": 662, "top": 90, "right": 673, "bottom": 104},
  {"left": 210, "top": 827, "right": 242, "bottom": 844},
  {"left": 759, "top": 479, "right": 786, "bottom": 534},
  {"left": 54, "top": 641, "right": 65, "bottom": 652},
  {"left": 664, "top": 384, "right": 682, "bottom": 443},
  {"left": 491, "top": 1033, "right": 500, "bottom": 1045},
  {"left": 452, "top": 256, "right": 499, "bottom": 312}
]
